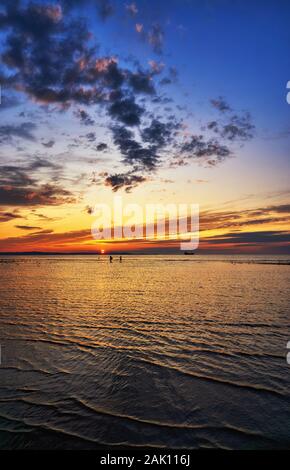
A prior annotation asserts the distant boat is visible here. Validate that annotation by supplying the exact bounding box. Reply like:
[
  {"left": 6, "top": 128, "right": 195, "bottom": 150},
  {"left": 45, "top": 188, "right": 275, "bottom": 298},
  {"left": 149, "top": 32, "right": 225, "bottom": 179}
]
[{"left": 184, "top": 251, "right": 195, "bottom": 255}]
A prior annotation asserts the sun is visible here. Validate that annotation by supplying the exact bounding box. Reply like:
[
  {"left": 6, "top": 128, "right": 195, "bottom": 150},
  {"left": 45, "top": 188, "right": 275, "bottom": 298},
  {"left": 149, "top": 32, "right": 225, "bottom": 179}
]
[{"left": 101, "top": 249, "right": 105, "bottom": 254}]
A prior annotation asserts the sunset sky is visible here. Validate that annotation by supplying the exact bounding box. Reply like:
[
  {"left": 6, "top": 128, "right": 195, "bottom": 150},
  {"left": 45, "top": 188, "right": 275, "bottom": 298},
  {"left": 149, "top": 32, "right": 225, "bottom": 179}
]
[{"left": 0, "top": 0, "right": 289, "bottom": 253}]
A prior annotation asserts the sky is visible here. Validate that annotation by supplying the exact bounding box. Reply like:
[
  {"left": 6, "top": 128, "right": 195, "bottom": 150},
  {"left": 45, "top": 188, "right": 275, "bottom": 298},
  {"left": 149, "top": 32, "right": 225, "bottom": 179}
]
[{"left": 0, "top": 0, "right": 289, "bottom": 253}]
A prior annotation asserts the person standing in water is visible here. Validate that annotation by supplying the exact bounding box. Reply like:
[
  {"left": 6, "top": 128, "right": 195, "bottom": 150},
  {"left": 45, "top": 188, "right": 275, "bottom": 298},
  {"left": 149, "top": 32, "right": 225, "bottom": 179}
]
[
  {"left": 119, "top": 256, "right": 122, "bottom": 263},
  {"left": 109, "top": 255, "right": 113, "bottom": 263}
]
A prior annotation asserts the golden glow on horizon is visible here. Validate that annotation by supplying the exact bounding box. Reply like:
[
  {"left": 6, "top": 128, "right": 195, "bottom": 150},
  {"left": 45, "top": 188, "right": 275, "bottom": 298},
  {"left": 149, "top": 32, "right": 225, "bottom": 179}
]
[{"left": 0, "top": 191, "right": 290, "bottom": 253}]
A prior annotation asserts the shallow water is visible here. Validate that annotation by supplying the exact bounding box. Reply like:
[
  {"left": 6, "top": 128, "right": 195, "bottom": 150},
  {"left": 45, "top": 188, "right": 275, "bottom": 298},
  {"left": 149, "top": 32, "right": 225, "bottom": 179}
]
[{"left": 0, "top": 255, "right": 289, "bottom": 449}]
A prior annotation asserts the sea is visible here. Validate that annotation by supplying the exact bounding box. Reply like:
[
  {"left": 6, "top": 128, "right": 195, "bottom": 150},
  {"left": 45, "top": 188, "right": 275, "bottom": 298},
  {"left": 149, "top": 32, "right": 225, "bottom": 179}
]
[{"left": 0, "top": 254, "right": 289, "bottom": 449}]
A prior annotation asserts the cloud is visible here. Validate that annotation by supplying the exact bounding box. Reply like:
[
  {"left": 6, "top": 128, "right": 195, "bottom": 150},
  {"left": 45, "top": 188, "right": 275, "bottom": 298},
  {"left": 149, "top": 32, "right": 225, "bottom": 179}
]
[
  {"left": 0, "top": 1, "right": 158, "bottom": 114},
  {"left": 126, "top": 2, "right": 138, "bottom": 16},
  {"left": 86, "top": 132, "right": 96, "bottom": 142},
  {"left": 75, "top": 109, "right": 95, "bottom": 126},
  {"left": 0, "top": 160, "right": 74, "bottom": 207},
  {"left": 42, "top": 140, "right": 55, "bottom": 148},
  {"left": 96, "top": 0, "right": 114, "bottom": 20},
  {"left": 204, "top": 230, "right": 290, "bottom": 245},
  {"left": 208, "top": 99, "right": 255, "bottom": 142},
  {"left": 0, "top": 184, "right": 75, "bottom": 206},
  {"left": 148, "top": 60, "right": 165, "bottom": 74},
  {"left": 129, "top": 71, "right": 155, "bottom": 94},
  {"left": 0, "top": 157, "right": 65, "bottom": 210},
  {"left": 135, "top": 22, "right": 165, "bottom": 54},
  {"left": 0, "top": 122, "right": 36, "bottom": 143},
  {"left": 111, "top": 125, "right": 159, "bottom": 170},
  {"left": 108, "top": 96, "right": 144, "bottom": 126},
  {"left": 135, "top": 23, "right": 143, "bottom": 33},
  {"left": 104, "top": 171, "right": 147, "bottom": 192},
  {"left": 0, "top": 210, "right": 22, "bottom": 223},
  {"left": 96, "top": 142, "right": 108, "bottom": 151},
  {"left": 148, "top": 23, "right": 164, "bottom": 54},
  {"left": 267, "top": 204, "right": 290, "bottom": 214},
  {"left": 63, "top": 0, "right": 114, "bottom": 21},
  {"left": 0, "top": 1, "right": 257, "bottom": 195},
  {"left": 0, "top": 93, "right": 21, "bottom": 111},
  {"left": 109, "top": 115, "right": 182, "bottom": 175},
  {"left": 221, "top": 113, "right": 255, "bottom": 141},
  {"left": 141, "top": 119, "right": 180, "bottom": 147},
  {"left": 199, "top": 204, "right": 290, "bottom": 232},
  {"left": 15, "top": 225, "right": 42, "bottom": 230},
  {"left": 0, "top": 3, "right": 112, "bottom": 105},
  {"left": 0, "top": 165, "right": 36, "bottom": 187},
  {"left": 177, "top": 135, "right": 232, "bottom": 167},
  {"left": 0, "top": 227, "right": 93, "bottom": 252},
  {"left": 210, "top": 97, "right": 232, "bottom": 113},
  {"left": 32, "top": 212, "right": 58, "bottom": 222}
]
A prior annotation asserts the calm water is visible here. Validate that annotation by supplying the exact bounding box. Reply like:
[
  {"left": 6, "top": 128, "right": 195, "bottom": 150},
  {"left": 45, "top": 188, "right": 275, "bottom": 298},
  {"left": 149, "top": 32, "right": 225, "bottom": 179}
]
[{"left": 0, "top": 255, "right": 289, "bottom": 449}]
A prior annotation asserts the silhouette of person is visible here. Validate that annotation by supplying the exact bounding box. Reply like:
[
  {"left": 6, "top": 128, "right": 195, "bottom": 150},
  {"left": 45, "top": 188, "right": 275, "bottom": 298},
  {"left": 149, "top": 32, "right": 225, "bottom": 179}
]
[
  {"left": 120, "top": 256, "right": 122, "bottom": 263},
  {"left": 109, "top": 256, "right": 113, "bottom": 263}
]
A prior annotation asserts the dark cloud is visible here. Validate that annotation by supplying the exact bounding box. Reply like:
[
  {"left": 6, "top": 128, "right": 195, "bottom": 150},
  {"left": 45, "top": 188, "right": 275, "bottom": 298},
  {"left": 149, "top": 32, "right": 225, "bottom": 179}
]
[
  {"left": 0, "top": 210, "right": 22, "bottom": 223},
  {"left": 0, "top": 159, "right": 72, "bottom": 207},
  {"left": 207, "top": 120, "right": 219, "bottom": 132},
  {"left": 267, "top": 204, "right": 290, "bottom": 214},
  {"left": 86, "top": 132, "right": 96, "bottom": 142},
  {"left": 159, "top": 77, "right": 171, "bottom": 86},
  {"left": 0, "top": 2, "right": 108, "bottom": 105},
  {"left": 141, "top": 119, "right": 180, "bottom": 147},
  {"left": 179, "top": 135, "right": 232, "bottom": 166},
  {"left": 96, "top": 142, "right": 108, "bottom": 151},
  {"left": 0, "top": 227, "right": 93, "bottom": 251},
  {"left": 0, "top": 165, "right": 36, "bottom": 187},
  {"left": 62, "top": 0, "right": 114, "bottom": 21},
  {"left": 33, "top": 212, "right": 58, "bottom": 222},
  {"left": 205, "top": 230, "right": 290, "bottom": 245},
  {"left": 210, "top": 97, "right": 232, "bottom": 113},
  {"left": 42, "top": 140, "right": 55, "bottom": 148},
  {"left": 0, "top": 1, "right": 156, "bottom": 114},
  {"left": 110, "top": 116, "right": 182, "bottom": 174},
  {"left": 111, "top": 125, "right": 159, "bottom": 170},
  {"left": 97, "top": 59, "right": 125, "bottom": 89},
  {"left": 75, "top": 109, "right": 95, "bottom": 126},
  {"left": 198, "top": 204, "right": 290, "bottom": 233},
  {"left": 96, "top": 0, "right": 114, "bottom": 20},
  {"left": 109, "top": 96, "right": 144, "bottom": 126},
  {"left": 27, "top": 158, "right": 62, "bottom": 171},
  {"left": 0, "top": 2, "right": 63, "bottom": 37},
  {"left": 0, "top": 1, "right": 257, "bottom": 195},
  {"left": 221, "top": 113, "right": 255, "bottom": 141},
  {"left": 15, "top": 225, "right": 42, "bottom": 230},
  {"left": 208, "top": 100, "right": 255, "bottom": 142},
  {"left": 0, "top": 1, "right": 178, "bottom": 190},
  {"left": 86, "top": 205, "right": 93, "bottom": 215},
  {"left": 0, "top": 184, "right": 75, "bottom": 206},
  {"left": 104, "top": 171, "right": 147, "bottom": 192},
  {"left": 0, "top": 122, "right": 36, "bottom": 143},
  {"left": 159, "top": 67, "right": 178, "bottom": 86},
  {"left": 129, "top": 71, "right": 155, "bottom": 95}
]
